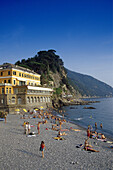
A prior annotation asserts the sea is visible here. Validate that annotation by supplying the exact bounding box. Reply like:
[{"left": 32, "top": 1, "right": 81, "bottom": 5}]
[{"left": 55, "top": 97, "right": 113, "bottom": 139}]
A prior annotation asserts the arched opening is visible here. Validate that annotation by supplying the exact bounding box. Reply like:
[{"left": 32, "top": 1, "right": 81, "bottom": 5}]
[
  {"left": 18, "top": 97, "right": 22, "bottom": 104},
  {"left": 12, "top": 97, "right": 16, "bottom": 104}
]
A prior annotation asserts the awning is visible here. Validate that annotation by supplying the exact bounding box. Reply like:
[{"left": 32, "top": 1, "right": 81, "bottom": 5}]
[{"left": 27, "top": 86, "right": 53, "bottom": 91}]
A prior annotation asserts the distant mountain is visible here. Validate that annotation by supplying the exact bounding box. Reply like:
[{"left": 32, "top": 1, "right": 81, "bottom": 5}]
[{"left": 66, "top": 69, "right": 113, "bottom": 97}]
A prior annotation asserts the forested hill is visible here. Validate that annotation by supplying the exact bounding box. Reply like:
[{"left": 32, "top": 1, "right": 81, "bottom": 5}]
[
  {"left": 67, "top": 69, "right": 113, "bottom": 97},
  {"left": 15, "top": 50, "right": 80, "bottom": 98}
]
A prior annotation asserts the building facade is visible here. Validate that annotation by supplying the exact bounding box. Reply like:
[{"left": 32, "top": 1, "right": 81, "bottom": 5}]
[{"left": 0, "top": 63, "right": 53, "bottom": 113}]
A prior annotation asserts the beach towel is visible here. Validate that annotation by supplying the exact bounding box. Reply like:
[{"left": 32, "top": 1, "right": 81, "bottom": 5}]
[
  {"left": 72, "top": 129, "right": 81, "bottom": 132},
  {"left": 30, "top": 125, "right": 34, "bottom": 127},
  {"left": 61, "top": 129, "right": 69, "bottom": 131},
  {"left": 53, "top": 137, "right": 65, "bottom": 140},
  {"left": 76, "top": 144, "right": 83, "bottom": 148},
  {"left": 27, "top": 135, "right": 36, "bottom": 137},
  {"left": 97, "top": 139, "right": 106, "bottom": 142},
  {"left": 106, "top": 141, "right": 113, "bottom": 144}
]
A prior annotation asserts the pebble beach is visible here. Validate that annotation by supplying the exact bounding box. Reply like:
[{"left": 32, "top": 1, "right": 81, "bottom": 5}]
[{"left": 0, "top": 113, "right": 113, "bottom": 170}]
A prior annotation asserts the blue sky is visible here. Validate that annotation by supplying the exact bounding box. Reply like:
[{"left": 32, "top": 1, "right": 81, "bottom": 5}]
[{"left": 0, "top": 0, "right": 113, "bottom": 87}]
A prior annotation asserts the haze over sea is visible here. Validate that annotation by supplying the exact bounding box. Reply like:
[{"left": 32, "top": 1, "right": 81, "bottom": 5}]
[{"left": 56, "top": 98, "right": 113, "bottom": 139}]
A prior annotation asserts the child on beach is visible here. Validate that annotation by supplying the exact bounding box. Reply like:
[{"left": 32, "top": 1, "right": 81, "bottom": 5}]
[{"left": 40, "top": 141, "right": 46, "bottom": 158}]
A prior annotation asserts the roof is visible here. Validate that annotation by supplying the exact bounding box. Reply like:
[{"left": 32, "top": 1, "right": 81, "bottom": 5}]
[{"left": 0, "top": 63, "right": 40, "bottom": 76}]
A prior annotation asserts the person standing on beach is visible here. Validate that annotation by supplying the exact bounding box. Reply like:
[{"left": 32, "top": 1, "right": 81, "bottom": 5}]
[
  {"left": 25, "top": 122, "right": 28, "bottom": 135},
  {"left": 4, "top": 114, "right": 7, "bottom": 123},
  {"left": 100, "top": 123, "right": 103, "bottom": 129},
  {"left": 40, "top": 141, "right": 46, "bottom": 158},
  {"left": 87, "top": 127, "right": 90, "bottom": 139},
  {"left": 95, "top": 122, "right": 97, "bottom": 130},
  {"left": 37, "top": 122, "right": 40, "bottom": 134},
  {"left": 28, "top": 122, "right": 31, "bottom": 134}
]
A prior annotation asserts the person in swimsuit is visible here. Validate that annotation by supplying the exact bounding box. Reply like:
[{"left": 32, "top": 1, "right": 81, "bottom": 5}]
[
  {"left": 40, "top": 141, "right": 46, "bottom": 158},
  {"left": 87, "top": 127, "right": 90, "bottom": 139},
  {"left": 37, "top": 122, "right": 41, "bottom": 134}
]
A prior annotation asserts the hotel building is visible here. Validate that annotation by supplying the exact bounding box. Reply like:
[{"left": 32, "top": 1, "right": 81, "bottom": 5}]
[{"left": 0, "top": 63, "right": 53, "bottom": 113}]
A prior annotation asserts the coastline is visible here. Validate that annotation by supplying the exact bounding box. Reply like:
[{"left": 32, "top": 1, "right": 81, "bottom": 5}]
[{"left": 0, "top": 113, "right": 113, "bottom": 170}]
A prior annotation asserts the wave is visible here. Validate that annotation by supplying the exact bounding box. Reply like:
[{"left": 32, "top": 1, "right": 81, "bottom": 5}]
[{"left": 74, "top": 117, "right": 83, "bottom": 121}]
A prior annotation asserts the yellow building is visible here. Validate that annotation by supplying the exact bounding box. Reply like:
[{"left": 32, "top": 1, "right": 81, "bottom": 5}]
[{"left": 0, "top": 63, "right": 53, "bottom": 113}]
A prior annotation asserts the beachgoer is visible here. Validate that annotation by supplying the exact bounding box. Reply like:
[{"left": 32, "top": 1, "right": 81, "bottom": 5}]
[
  {"left": 28, "top": 122, "right": 31, "bottom": 134},
  {"left": 100, "top": 123, "right": 103, "bottom": 129},
  {"left": 101, "top": 134, "right": 106, "bottom": 139},
  {"left": 95, "top": 122, "right": 97, "bottom": 130},
  {"left": 84, "top": 139, "right": 99, "bottom": 152},
  {"left": 23, "top": 121, "right": 26, "bottom": 134},
  {"left": 87, "top": 127, "right": 90, "bottom": 139},
  {"left": 84, "top": 139, "right": 92, "bottom": 148},
  {"left": 4, "top": 114, "right": 7, "bottom": 123},
  {"left": 84, "top": 146, "right": 99, "bottom": 152},
  {"left": 59, "top": 121, "right": 62, "bottom": 130},
  {"left": 57, "top": 131, "right": 62, "bottom": 137},
  {"left": 25, "top": 122, "right": 28, "bottom": 135},
  {"left": 40, "top": 141, "right": 46, "bottom": 158},
  {"left": 37, "top": 122, "right": 40, "bottom": 134}
]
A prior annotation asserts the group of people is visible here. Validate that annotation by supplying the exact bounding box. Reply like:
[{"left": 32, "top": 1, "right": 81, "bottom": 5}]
[
  {"left": 87, "top": 123, "right": 105, "bottom": 140},
  {"left": 85, "top": 122, "right": 106, "bottom": 152}
]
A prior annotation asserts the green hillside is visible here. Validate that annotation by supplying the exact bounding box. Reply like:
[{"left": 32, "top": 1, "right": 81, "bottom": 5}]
[{"left": 66, "top": 69, "right": 113, "bottom": 97}]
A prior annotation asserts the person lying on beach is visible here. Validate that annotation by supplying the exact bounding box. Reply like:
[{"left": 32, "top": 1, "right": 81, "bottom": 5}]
[
  {"left": 96, "top": 133, "right": 106, "bottom": 139},
  {"left": 84, "top": 146, "right": 99, "bottom": 152},
  {"left": 57, "top": 131, "right": 62, "bottom": 137},
  {"left": 57, "top": 131, "right": 67, "bottom": 137},
  {"left": 84, "top": 139, "right": 93, "bottom": 148},
  {"left": 84, "top": 139, "right": 99, "bottom": 152},
  {"left": 52, "top": 124, "right": 58, "bottom": 131}
]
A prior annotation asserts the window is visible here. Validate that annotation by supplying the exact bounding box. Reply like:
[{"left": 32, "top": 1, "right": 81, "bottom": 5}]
[
  {"left": 34, "top": 97, "right": 37, "bottom": 103},
  {"left": 13, "top": 79, "right": 16, "bottom": 85},
  {"left": 18, "top": 97, "right": 22, "bottom": 104},
  {"left": 22, "top": 74, "right": 23, "bottom": 77},
  {"left": 12, "top": 97, "right": 15, "bottom": 104},
  {"left": 13, "top": 71, "right": 16, "bottom": 75},
  {"left": 19, "top": 73, "right": 21, "bottom": 76},
  {"left": 40, "top": 97, "right": 43, "bottom": 102},
  {"left": 8, "top": 80, "right": 11, "bottom": 83},
  {"left": 4, "top": 80, "right": 6, "bottom": 83},
  {"left": 8, "top": 71, "right": 10, "bottom": 75},
  {"left": 27, "top": 97, "right": 30, "bottom": 103},
  {"left": 1, "top": 99, "right": 4, "bottom": 104},
  {"left": 2, "top": 88, "right": 4, "bottom": 94},
  {"left": 6, "top": 88, "right": 8, "bottom": 94},
  {"left": 1, "top": 72, "right": 3, "bottom": 76},
  {"left": 8, "top": 99, "right": 11, "bottom": 104},
  {"left": 9, "top": 88, "right": 11, "bottom": 94},
  {"left": 31, "top": 97, "right": 33, "bottom": 103}
]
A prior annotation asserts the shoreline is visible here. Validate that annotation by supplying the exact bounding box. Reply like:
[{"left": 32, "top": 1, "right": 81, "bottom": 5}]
[{"left": 0, "top": 113, "right": 113, "bottom": 170}]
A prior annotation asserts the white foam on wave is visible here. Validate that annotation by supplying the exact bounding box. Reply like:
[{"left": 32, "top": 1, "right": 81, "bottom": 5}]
[
  {"left": 74, "top": 118, "right": 83, "bottom": 121},
  {"left": 57, "top": 114, "right": 63, "bottom": 118}
]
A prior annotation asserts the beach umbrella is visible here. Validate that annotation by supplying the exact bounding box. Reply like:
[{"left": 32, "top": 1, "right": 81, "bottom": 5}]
[
  {"left": 35, "top": 109, "right": 39, "bottom": 111},
  {"left": 40, "top": 106, "right": 43, "bottom": 109},
  {"left": 15, "top": 109, "right": 20, "bottom": 112},
  {"left": 23, "top": 109, "right": 27, "bottom": 112}
]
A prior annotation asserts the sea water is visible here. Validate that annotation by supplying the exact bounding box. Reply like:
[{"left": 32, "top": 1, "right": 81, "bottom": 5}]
[{"left": 57, "top": 98, "right": 113, "bottom": 139}]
